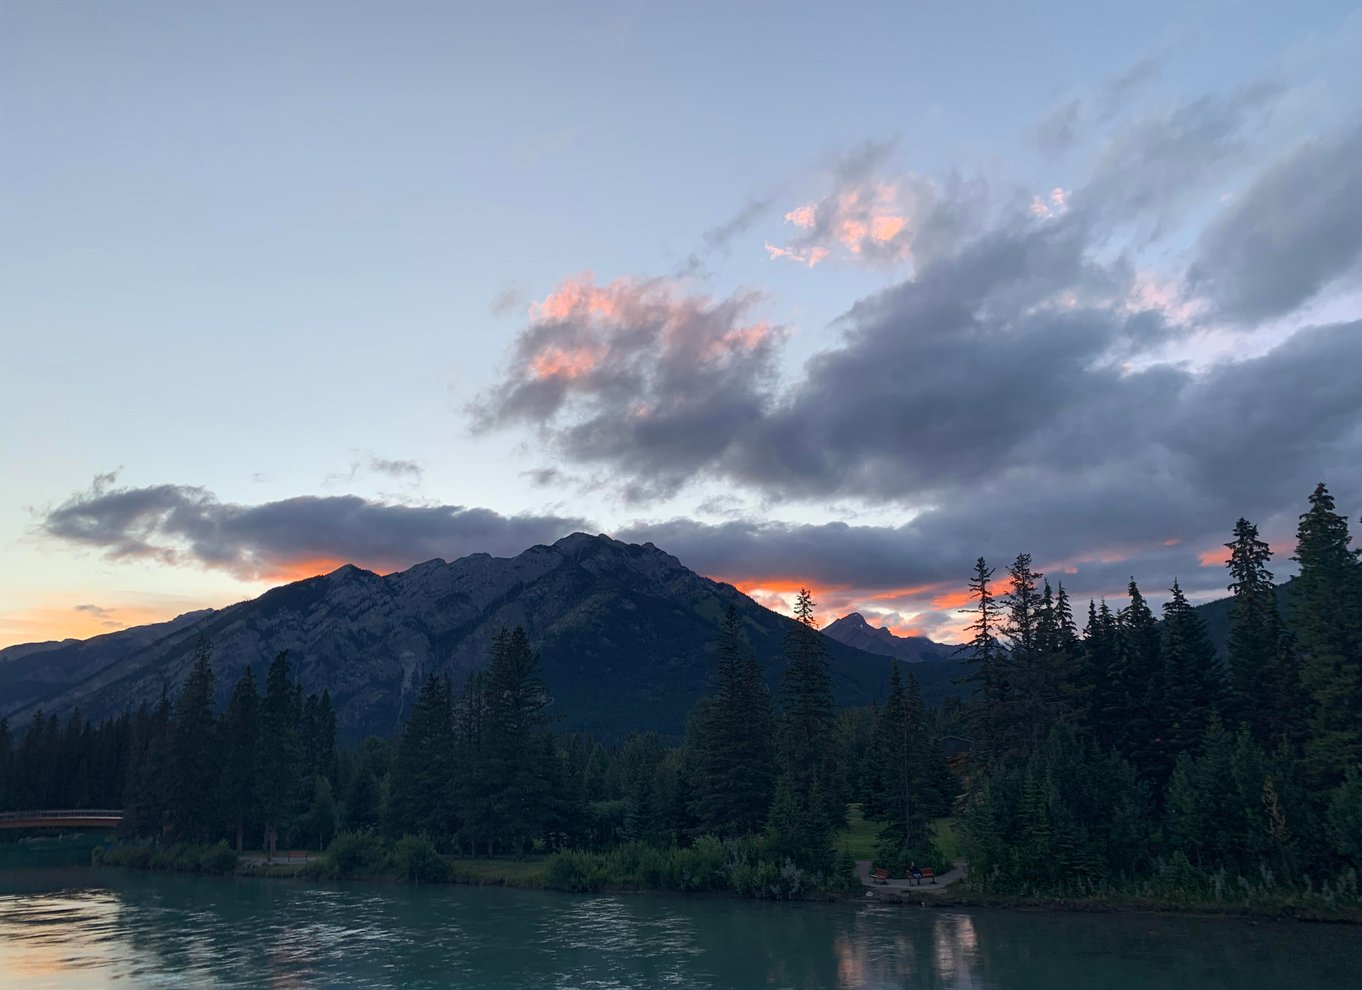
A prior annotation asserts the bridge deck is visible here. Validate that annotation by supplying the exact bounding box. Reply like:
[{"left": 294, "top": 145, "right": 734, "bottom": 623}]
[{"left": 0, "top": 810, "right": 124, "bottom": 829}]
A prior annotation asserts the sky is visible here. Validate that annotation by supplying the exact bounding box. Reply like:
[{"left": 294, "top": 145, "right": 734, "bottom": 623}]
[{"left": 3, "top": 1, "right": 1362, "bottom": 648}]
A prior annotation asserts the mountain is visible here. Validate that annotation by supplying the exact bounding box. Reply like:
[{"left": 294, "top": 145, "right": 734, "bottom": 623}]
[
  {"left": 1191, "top": 578, "right": 1295, "bottom": 655},
  {"left": 1, "top": 534, "right": 965, "bottom": 741},
  {"left": 823, "top": 612, "right": 956, "bottom": 663},
  {"left": 0, "top": 610, "right": 213, "bottom": 716}
]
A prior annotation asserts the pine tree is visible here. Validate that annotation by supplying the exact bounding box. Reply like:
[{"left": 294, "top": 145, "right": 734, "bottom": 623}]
[
  {"left": 958, "top": 558, "right": 1005, "bottom": 756},
  {"left": 220, "top": 667, "right": 260, "bottom": 852},
  {"left": 258, "top": 651, "right": 303, "bottom": 858},
  {"left": 868, "top": 662, "right": 933, "bottom": 853},
  {"left": 384, "top": 674, "right": 456, "bottom": 841},
  {"left": 167, "top": 641, "right": 217, "bottom": 843},
  {"left": 1292, "top": 483, "right": 1362, "bottom": 785},
  {"left": 1225, "top": 518, "right": 1286, "bottom": 743},
  {"left": 1118, "top": 580, "right": 1165, "bottom": 780},
  {"left": 1162, "top": 580, "right": 1222, "bottom": 758},
  {"left": 689, "top": 605, "right": 775, "bottom": 838},
  {"left": 772, "top": 589, "right": 841, "bottom": 868},
  {"left": 483, "top": 626, "right": 554, "bottom": 853}
]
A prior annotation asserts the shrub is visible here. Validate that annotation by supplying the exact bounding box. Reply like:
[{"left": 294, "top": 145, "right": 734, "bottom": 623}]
[
  {"left": 392, "top": 835, "right": 450, "bottom": 883},
  {"left": 323, "top": 831, "right": 388, "bottom": 878}
]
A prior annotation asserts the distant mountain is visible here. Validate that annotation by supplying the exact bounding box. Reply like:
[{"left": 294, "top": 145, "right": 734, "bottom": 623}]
[
  {"left": 1, "top": 534, "right": 966, "bottom": 741},
  {"left": 1192, "top": 578, "right": 1296, "bottom": 655},
  {"left": 0, "top": 610, "right": 213, "bottom": 716},
  {"left": 823, "top": 612, "right": 956, "bottom": 663}
]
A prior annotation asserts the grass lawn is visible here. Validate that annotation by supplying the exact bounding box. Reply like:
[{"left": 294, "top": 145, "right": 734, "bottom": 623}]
[
  {"left": 836, "top": 805, "right": 964, "bottom": 865},
  {"left": 933, "top": 817, "right": 963, "bottom": 862},
  {"left": 447, "top": 857, "right": 548, "bottom": 886},
  {"left": 835, "top": 804, "right": 880, "bottom": 860}
]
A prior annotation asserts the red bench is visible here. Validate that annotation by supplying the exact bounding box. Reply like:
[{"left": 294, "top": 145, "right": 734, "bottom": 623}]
[{"left": 871, "top": 868, "right": 889, "bottom": 884}]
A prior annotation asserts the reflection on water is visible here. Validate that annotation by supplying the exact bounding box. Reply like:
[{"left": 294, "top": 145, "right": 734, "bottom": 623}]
[{"left": 1, "top": 867, "right": 1361, "bottom": 989}]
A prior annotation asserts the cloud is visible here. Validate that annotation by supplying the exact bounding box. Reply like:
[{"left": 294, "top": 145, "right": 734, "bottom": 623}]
[
  {"left": 73, "top": 603, "right": 123, "bottom": 629},
  {"left": 466, "top": 91, "right": 1362, "bottom": 636},
  {"left": 325, "top": 452, "right": 424, "bottom": 488},
  {"left": 1188, "top": 121, "right": 1362, "bottom": 320},
  {"left": 764, "top": 165, "right": 993, "bottom": 271},
  {"left": 1033, "top": 55, "right": 1162, "bottom": 153},
  {"left": 470, "top": 274, "right": 785, "bottom": 499},
  {"left": 42, "top": 476, "right": 588, "bottom": 582}
]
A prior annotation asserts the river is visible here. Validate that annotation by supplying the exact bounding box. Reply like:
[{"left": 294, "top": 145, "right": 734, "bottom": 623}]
[{"left": 2, "top": 866, "right": 1360, "bottom": 988}]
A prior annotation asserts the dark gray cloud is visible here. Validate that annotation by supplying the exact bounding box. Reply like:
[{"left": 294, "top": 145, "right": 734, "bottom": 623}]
[
  {"left": 464, "top": 92, "right": 1362, "bottom": 630},
  {"left": 43, "top": 478, "right": 588, "bottom": 580},
  {"left": 1188, "top": 122, "right": 1362, "bottom": 320},
  {"left": 470, "top": 276, "right": 784, "bottom": 500}
]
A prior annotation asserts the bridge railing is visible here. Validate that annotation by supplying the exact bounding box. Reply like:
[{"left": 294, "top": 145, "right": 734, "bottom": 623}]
[{"left": 0, "top": 809, "right": 124, "bottom": 822}]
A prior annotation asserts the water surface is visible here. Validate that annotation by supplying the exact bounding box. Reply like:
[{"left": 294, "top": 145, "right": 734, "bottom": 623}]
[{"left": 1, "top": 867, "right": 1359, "bottom": 988}]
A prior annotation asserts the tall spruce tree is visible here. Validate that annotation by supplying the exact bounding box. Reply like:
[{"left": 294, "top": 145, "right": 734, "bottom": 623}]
[
  {"left": 385, "top": 674, "right": 457, "bottom": 841},
  {"left": 1161, "top": 580, "right": 1222, "bottom": 758},
  {"left": 689, "top": 605, "right": 775, "bottom": 837},
  {"left": 868, "top": 662, "right": 933, "bottom": 853},
  {"left": 168, "top": 641, "right": 217, "bottom": 843},
  {"left": 1292, "top": 483, "right": 1362, "bottom": 785},
  {"left": 1118, "top": 580, "right": 1166, "bottom": 780},
  {"left": 772, "top": 589, "right": 841, "bottom": 867},
  {"left": 958, "top": 557, "right": 1005, "bottom": 756},
  {"left": 258, "top": 651, "right": 303, "bottom": 857},
  {"left": 220, "top": 666, "right": 260, "bottom": 852},
  {"left": 1225, "top": 518, "right": 1287, "bottom": 743},
  {"left": 483, "top": 627, "right": 554, "bottom": 853}
]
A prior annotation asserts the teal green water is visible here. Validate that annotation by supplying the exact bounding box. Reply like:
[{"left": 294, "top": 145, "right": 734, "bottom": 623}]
[{"left": 2, "top": 868, "right": 1360, "bottom": 989}]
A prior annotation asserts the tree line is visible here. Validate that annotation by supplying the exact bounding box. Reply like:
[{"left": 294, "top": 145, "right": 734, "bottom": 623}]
[
  {"left": 957, "top": 482, "right": 1362, "bottom": 895},
  {"left": 0, "top": 594, "right": 952, "bottom": 893}
]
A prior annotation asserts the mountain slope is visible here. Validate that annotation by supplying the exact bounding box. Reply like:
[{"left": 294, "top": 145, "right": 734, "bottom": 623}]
[
  {"left": 0, "top": 610, "right": 213, "bottom": 716},
  {"left": 3, "top": 534, "right": 965, "bottom": 741},
  {"left": 823, "top": 612, "right": 956, "bottom": 663}
]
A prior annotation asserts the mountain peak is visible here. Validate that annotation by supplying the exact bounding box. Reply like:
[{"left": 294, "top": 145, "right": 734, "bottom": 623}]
[{"left": 824, "top": 611, "right": 952, "bottom": 664}]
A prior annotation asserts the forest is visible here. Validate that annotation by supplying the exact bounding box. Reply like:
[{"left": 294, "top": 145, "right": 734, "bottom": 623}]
[{"left": 2, "top": 482, "right": 1361, "bottom": 907}]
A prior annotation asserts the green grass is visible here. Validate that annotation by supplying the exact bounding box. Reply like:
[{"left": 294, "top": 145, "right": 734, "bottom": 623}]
[
  {"left": 835, "top": 804, "right": 880, "bottom": 860},
  {"left": 836, "top": 805, "right": 964, "bottom": 865},
  {"left": 448, "top": 857, "right": 548, "bottom": 886},
  {"left": 933, "top": 817, "right": 962, "bottom": 862}
]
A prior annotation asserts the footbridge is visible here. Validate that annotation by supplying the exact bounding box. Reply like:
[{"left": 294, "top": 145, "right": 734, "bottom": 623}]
[{"left": 0, "top": 809, "right": 124, "bottom": 829}]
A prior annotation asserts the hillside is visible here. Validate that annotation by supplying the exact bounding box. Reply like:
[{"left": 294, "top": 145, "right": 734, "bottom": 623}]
[{"left": 1, "top": 534, "right": 966, "bottom": 741}]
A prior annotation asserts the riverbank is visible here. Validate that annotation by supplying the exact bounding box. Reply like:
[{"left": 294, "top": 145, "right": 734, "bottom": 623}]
[{"left": 81, "top": 836, "right": 1362, "bottom": 924}]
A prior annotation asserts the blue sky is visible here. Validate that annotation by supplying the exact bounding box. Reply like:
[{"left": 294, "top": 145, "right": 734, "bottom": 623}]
[{"left": 4, "top": 1, "right": 1362, "bottom": 646}]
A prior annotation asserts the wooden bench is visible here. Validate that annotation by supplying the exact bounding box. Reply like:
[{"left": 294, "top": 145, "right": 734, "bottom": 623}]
[
  {"left": 911, "top": 867, "right": 937, "bottom": 885},
  {"left": 871, "top": 868, "right": 889, "bottom": 884}
]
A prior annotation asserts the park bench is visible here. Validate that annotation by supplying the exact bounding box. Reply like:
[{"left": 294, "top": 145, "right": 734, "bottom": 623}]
[
  {"left": 871, "top": 868, "right": 889, "bottom": 884},
  {"left": 911, "top": 867, "right": 937, "bottom": 885}
]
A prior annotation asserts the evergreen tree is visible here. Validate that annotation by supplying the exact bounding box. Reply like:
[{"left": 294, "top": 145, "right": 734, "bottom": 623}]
[
  {"left": 168, "top": 641, "right": 217, "bottom": 843},
  {"left": 1118, "top": 580, "right": 1166, "bottom": 781},
  {"left": 689, "top": 605, "right": 775, "bottom": 838},
  {"left": 220, "top": 666, "right": 260, "bottom": 852},
  {"left": 868, "top": 662, "right": 934, "bottom": 854},
  {"left": 772, "top": 589, "right": 841, "bottom": 867},
  {"left": 258, "top": 652, "right": 303, "bottom": 858},
  {"left": 483, "top": 627, "right": 553, "bottom": 853},
  {"left": 384, "top": 674, "right": 456, "bottom": 841},
  {"left": 1292, "top": 483, "right": 1362, "bottom": 785},
  {"left": 958, "top": 558, "right": 1005, "bottom": 756},
  {"left": 1161, "top": 580, "right": 1222, "bottom": 758},
  {"left": 124, "top": 693, "right": 172, "bottom": 838},
  {"left": 1225, "top": 518, "right": 1291, "bottom": 744}
]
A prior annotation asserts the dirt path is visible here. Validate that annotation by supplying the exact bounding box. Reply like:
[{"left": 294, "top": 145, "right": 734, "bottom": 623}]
[{"left": 856, "top": 858, "right": 968, "bottom": 893}]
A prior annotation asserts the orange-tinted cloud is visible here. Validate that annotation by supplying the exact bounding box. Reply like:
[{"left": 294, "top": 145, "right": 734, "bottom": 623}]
[
  {"left": 1198, "top": 545, "right": 1232, "bottom": 567},
  {"left": 768, "top": 182, "right": 914, "bottom": 268}
]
